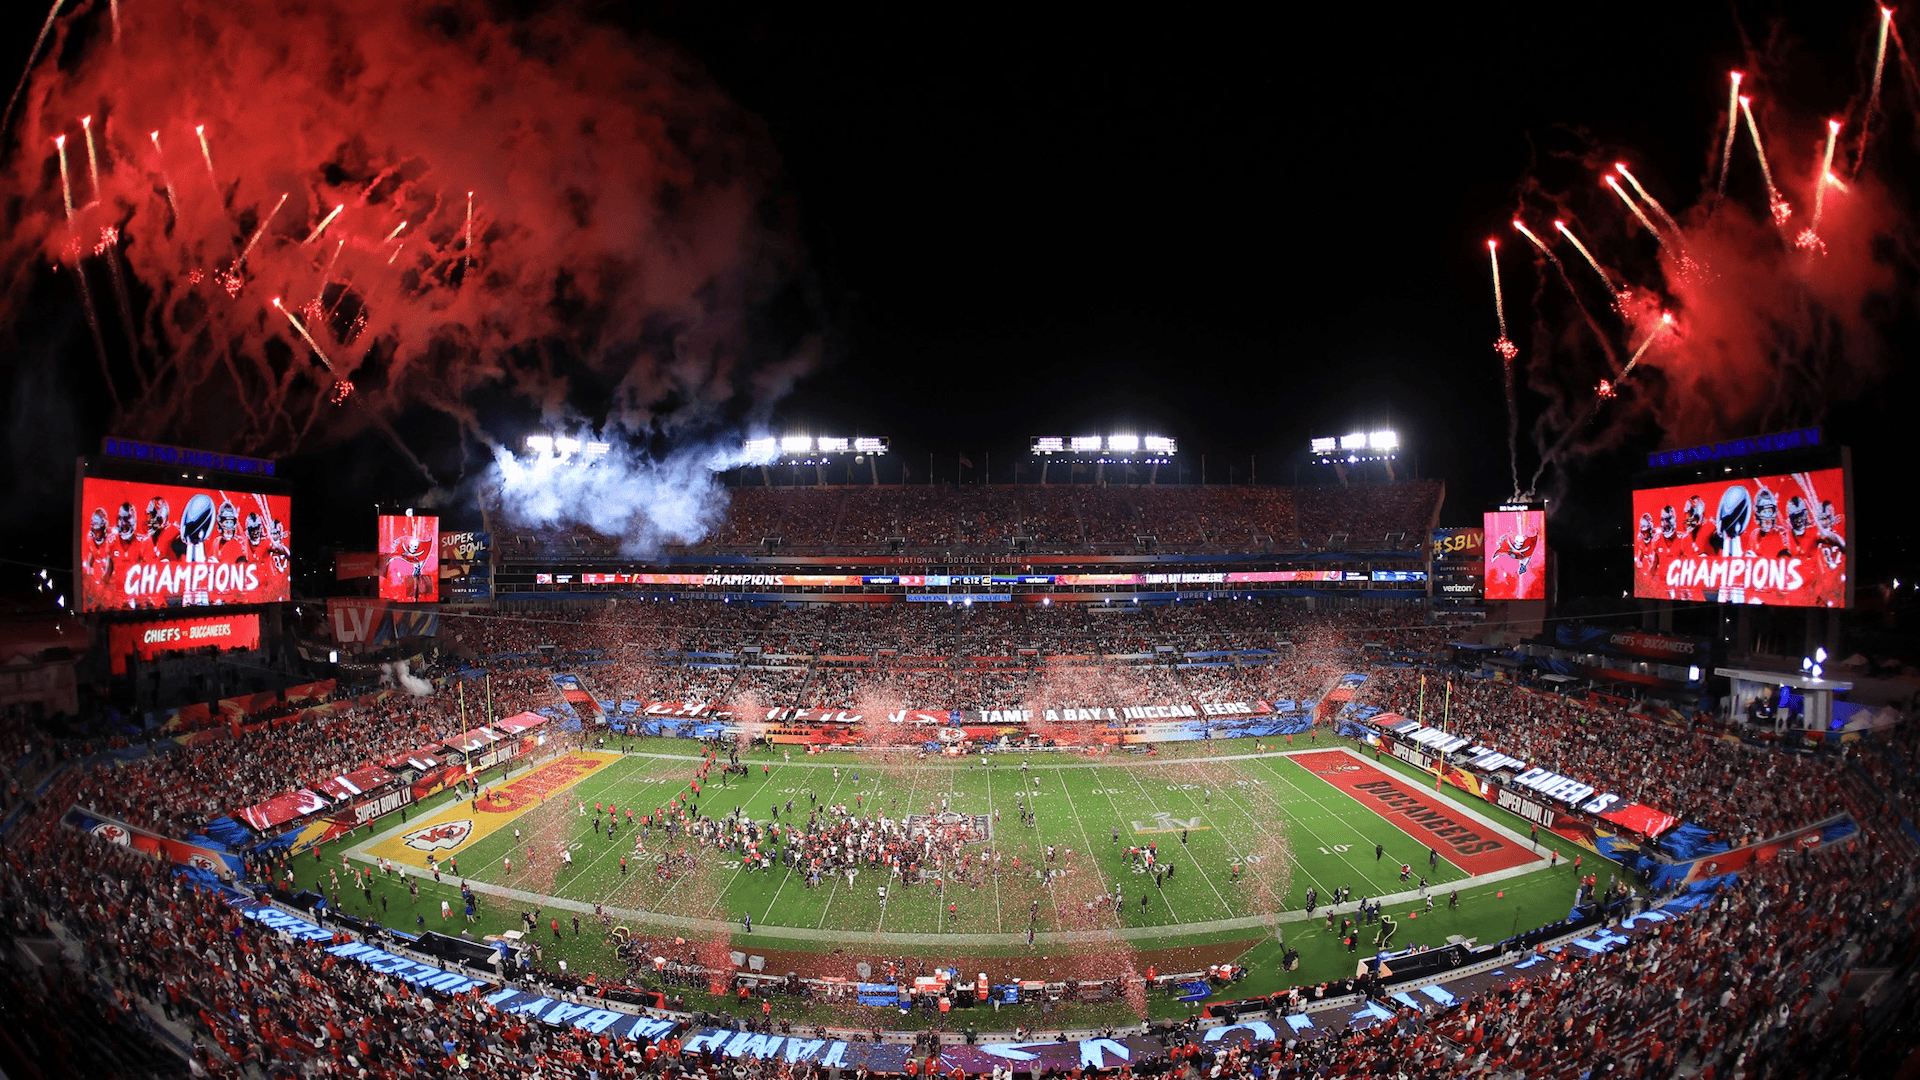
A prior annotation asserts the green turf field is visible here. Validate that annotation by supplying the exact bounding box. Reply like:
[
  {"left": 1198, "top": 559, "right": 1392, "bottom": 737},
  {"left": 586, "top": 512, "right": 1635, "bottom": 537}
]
[{"left": 418, "top": 746, "right": 1509, "bottom": 933}]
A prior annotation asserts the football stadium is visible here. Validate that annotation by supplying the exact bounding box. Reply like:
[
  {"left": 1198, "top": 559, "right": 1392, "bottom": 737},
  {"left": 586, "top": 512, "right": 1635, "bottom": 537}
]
[{"left": 2, "top": 4, "right": 1919, "bottom": 1080}]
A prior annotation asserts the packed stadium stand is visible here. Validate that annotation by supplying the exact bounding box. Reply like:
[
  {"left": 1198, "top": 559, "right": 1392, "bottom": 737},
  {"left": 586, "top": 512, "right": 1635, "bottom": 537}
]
[{"left": 491, "top": 481, "right": 1443, "bottom": 560}]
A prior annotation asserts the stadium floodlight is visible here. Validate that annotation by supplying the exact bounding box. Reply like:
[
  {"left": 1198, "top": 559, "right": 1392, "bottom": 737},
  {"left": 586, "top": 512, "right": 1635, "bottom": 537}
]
[
  {"left": 1107, "top": 434, "right": 1140, "bottom": 452},
  {"left": 1367, "top": 430, "right": 1399, "bottom": 450},
  {"left": 781, "top": 435, "right": 813, "bottom": 453},
  {"left": 1143, "top": 435, "right": 1176, "bottom": 453},
  {"left": 583, "top": 441, "right": 611, "bottom": 457},
  {"left": 1310, "top": 436, "right": 1337, "bottom": 454},
  {"left": 554, "top": 436, "right": 582, "bottom": 454},
  {"left": 1031, "top": 436, "right": 1065, "bottom": 453},
  {"left": 1071, "top": 435, "right": 1102, "bottom": 452},
  {"left": 525, "top": 434, "right": 554, "bottom": 453},
  {"left": 854, "top": 436, "right": 889, "bottom": 454},
  {"left": 1339, "top": 432, "right": 1367, "bottom": 450},
  {"left": 817, "top": 436, "right": 850, "bottom": 453},
  {"left": 744, "top": 436, "right": 778, "bottom": 457}
]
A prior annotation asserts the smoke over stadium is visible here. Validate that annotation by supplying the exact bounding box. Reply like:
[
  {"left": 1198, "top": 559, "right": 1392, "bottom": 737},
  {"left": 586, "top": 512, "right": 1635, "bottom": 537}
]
[{"left": 0, "top": 0, "right": 812, "bottom": 501}]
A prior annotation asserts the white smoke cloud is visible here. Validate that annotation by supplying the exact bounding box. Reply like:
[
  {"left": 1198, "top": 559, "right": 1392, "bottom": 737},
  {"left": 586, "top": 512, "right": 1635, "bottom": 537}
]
[
  {"left": 486, "top": 430, "right": 779, "bottom": 555},
  {"left": 382, "top": 659, "right": 435, "bottom": 697}
]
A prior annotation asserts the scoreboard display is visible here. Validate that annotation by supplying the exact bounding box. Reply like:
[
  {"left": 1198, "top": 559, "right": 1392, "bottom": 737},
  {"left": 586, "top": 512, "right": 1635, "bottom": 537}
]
[{"left": 1631, "top": 467, "right": 1848, "bottom": 607}]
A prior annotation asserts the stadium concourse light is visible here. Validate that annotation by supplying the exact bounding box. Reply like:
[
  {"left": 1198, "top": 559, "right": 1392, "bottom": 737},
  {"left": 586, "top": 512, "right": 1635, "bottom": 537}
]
[
  {"left": 525, "top": 434, "right": 554, "bottom": 453},
  {"left": 817, "top": 436, "right": 850, "bottom": 452},
  {"left": 1368, "top": 430, "right": 1399, "bottom": 450},
  {"left": 853, "top": 437, "right": 889, "bottom": 454},
  {"left": 744, "top": 436, "right": 778, "bottom": 457},
  {"left": 780, "top": 435, "right": 813, "bottom": 453},
  {"left": 1071, "top": 435, "right": 1103, "bottom": 452},
  {"left": 1106, "top": 434, "right": 1140, "bottom": 452},
  {"left": 1339, "top": 432, "right": 1367, "bottom": 450},
  {"left": 1143, "top": 435, "right": 1176, "bottom": 453},
  {"left": 554, "top": 436, "right": 582, "bottom": 454},
  {"left": 1309, "top": 436, "right": 1337, "bottom": 454}
]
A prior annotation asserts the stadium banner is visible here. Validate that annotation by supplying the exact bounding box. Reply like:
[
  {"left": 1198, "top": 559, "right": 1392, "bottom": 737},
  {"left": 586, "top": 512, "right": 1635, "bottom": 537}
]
[
  {"left": 484, "top": 989, "right": 678, "bottom": 1043},
  {"left": 1492, "top": 784, "right": 1559, "bottom": 829},
  {"left": 1631, "top": 466, "right": 1849, "bottom": 607},
  {"left": 321, "top": 937, "right": 491, "bottom": 995},
  {"left": 76, "top": 476, "right": 292, "bottom": 612},
  {"left": 1482, "top": 508, "right": 1546, "bottom": 601},
  {"left": 239, "top": 789, "right": 331, "bottom": 832},
  {"left": 680, "top": 1028, "right": 909, "bottom": 1072},
  {"left": 1429, "top": 527, "right": 1485, "bottom": 563},
  {"left": 1552, "top": 624, "right": 1707, "bottom": 663},
  {"left": 438, "top": 530, "right": 492, "bottom": 601},
  {"left": 63, "top": 805, "right": 245, "bottom": 877},
  {"left": 939, "top": 1036, "right": 1162, "bottom": 1074},
  {"left": 327, "top": 598, "right": 440, "bottom": 645},
  {"left": 579, "top": 572, "right": 864, "bottom": 587},
  {"left": 1645, "top": 815, "right": 1858, "bottom": 891},
  {"left": 107, "top": 613, "right": 260, "bottom": 674},
  {"left": 377, "top": 514, "right": 440, "bottom": 602},
  {"left": 334, "top": 551, "right": 381, "bottom": 579}
]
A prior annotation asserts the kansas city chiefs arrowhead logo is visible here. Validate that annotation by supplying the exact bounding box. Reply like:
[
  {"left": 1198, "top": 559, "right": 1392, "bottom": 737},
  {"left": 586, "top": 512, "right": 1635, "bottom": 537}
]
[
  {"left": 403, "top": 819, "right": 473, "bottom": 852},
  {"left": 92, "top": 823, "right": 131, "bottom": 846}
]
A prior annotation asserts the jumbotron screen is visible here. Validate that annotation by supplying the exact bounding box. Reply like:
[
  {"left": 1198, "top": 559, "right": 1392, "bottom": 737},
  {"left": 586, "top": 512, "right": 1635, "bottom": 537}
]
[
  {"left": 77, "top": 478, "right": 291, "bottom": 611},
  {"left": 377, "top": 515, "right": 439, "bottom": 602},
  {"left": 1482, "top": 508, "right": 1546, "bottom": 600},
  {"left": 1632, "top": 467, "right": 1848, "bottom": 607}
]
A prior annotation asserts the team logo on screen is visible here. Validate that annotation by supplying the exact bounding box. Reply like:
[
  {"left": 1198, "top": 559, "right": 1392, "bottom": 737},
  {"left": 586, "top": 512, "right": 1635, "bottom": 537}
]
[{"left": 402, "top": 820, "right": 474, "bottom": 851}]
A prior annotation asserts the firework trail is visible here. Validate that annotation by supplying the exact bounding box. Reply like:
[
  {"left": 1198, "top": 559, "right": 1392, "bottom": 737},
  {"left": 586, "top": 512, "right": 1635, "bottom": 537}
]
[
  {"left": 1737, "top": 94, "right": 1791, "bottom": 224},
  {"left": 1551, "top": 219, "right": 1616, "bottom": 291},
  {"left": 1856, "top": 8, "right": 1892, "bottom": 177},
  {"left": 1719, "top": 71, "right": 1743, "bottom": 195},
  {"left": 304, "top": 204, "right": 343, "bottom": 244},
  {"left": 193, "top": 124, "right": 217, "bottom": 193},
  {"left": 0, "top": 0, "right": 66, "bottom": 137},
  {"left": 234, "top": 192, "right": 288, "bottom": 274},
  {"left": 80, "top": 116, "right": 100, "bottom": 204},
  {"left": 1809, "top": 120, "right": 1841, "bottom": 234},
  {"left": 1488, "top": 240, "right": 1516, "bottom": 356},
  {"left": 1613, "top": 163, "right": 1684, "bottom": 239},
  {"left": 53, "top": 135, "right": 74, "bottom": 221},
  {"left": 1604, "top": 174, "right": 1670, "bottom": 250},
  {"left": 147, "top": 131, "right": 179, "bottom": 221},
  {"left": 1529, "top": 220, "right": 1625, "bottom": 374},
  {"left": 1489, "top": 239, "right": 1521, "bottom": 498},
  {"left": 1615, "top": 312, "right": 1674, "bottom": 383}
]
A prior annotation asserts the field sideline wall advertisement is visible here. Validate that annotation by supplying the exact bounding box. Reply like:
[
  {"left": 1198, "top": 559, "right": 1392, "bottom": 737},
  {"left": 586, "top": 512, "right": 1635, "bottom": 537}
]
[
  {"left": 1631, "top": 466, "right": 1849, "bottom": 608},
  {"left": 76, "top": 474, "right": 292, "bottom": 612}
]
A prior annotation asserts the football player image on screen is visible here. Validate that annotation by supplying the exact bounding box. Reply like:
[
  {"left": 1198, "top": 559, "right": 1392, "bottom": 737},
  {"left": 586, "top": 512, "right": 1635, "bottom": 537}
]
[
  {"left": 1681, "top": 494, "right": 1708, "bottom": 555},
  {"left": 210, "top": 499, "right": 250, "bottom": 566},
  {"left": 145, "top": 496, "right": 184, "bottom": 562},
  {"left": 84, "top": 507, "right": 113, "bottom": 593}
]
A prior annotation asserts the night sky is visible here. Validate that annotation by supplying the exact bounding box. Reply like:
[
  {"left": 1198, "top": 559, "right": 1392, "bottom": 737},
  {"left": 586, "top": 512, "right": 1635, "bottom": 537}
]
[{"left": 1, "top": 1, "right": 1914, "bottom": 590}]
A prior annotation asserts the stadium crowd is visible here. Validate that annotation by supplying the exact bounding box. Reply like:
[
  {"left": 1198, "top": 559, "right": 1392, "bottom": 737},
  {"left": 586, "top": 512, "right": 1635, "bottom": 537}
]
[
  {"left": 0, "top": 761, "right": 1913, "bottom": 1078},
  {"left": 491, "top": 480, "right": 1442, "bottom": 557}
]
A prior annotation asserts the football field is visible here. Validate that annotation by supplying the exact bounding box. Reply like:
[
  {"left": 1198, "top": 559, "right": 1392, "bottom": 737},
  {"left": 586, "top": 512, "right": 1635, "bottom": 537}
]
[{"left": 360, "top": 742, "right": 1543, "bottom": 941}]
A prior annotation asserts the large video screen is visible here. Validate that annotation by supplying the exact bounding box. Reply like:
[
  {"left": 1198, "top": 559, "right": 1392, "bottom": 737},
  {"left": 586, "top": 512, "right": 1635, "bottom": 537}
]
[
  {"left": 78, "top": 478, "right": 291, "bottom": 611},
  {"left": 1483, "top": 508, "right": 1547, "bottom": 600},
  {"left": 378, "top": 515, "right": 439, "bottom": 602},
  {"left": 1631, "top": 467, "right": 1848, "bottom": 607}
]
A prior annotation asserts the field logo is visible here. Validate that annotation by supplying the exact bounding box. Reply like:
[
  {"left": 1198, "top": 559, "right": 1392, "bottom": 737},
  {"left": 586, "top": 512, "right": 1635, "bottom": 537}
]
[
  {"left": 403, "top": 819, "right": 473, "bottom": 852},
  {"left": 1131, "top": 812, "right": 1209, "bottom": 835},
  {"left": 1310, "top": 762, "right": 1362, "bottom": 775}
]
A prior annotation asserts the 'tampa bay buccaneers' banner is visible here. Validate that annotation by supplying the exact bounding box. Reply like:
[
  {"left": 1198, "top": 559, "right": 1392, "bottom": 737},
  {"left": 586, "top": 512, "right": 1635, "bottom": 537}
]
[
  {"left": 107, "top": 613, "right": 260, "bottom": 674},
  {"left": 77, "top": 477, "right": 291, "bottom": 612},
  {"left": 1632, "top": 467, "right": 1848, "bottom": 607}
]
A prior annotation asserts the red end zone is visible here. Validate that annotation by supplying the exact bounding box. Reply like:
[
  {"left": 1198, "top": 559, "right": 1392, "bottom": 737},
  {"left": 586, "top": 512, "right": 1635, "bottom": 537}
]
[{"left": 1290, "top": 750, "right": 1541, "bottom": 875}]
